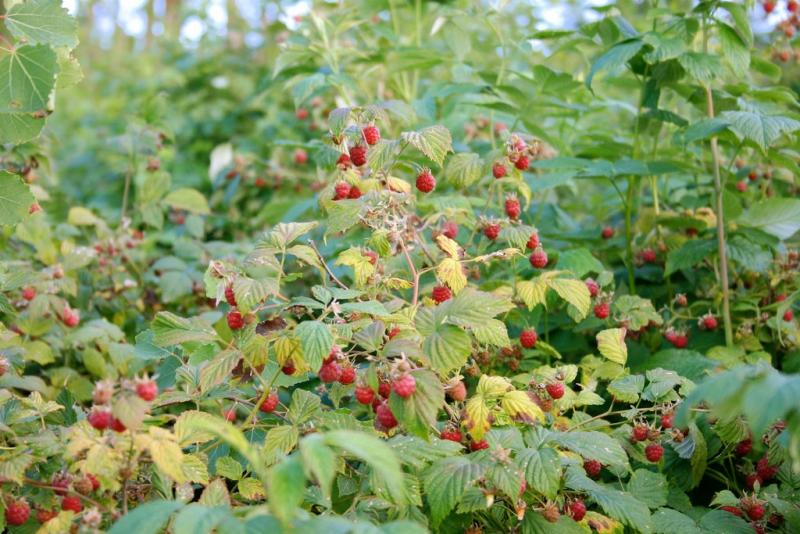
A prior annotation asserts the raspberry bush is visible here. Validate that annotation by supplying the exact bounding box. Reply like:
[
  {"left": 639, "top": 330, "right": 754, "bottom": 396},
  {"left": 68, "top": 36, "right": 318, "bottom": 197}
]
[{"left": 1, "top": 1, "right": 800, "bottom": 533}]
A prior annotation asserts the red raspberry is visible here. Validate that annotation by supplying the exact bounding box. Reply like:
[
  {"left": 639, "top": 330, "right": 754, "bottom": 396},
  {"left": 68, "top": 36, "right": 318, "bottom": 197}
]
[
  {"left": 379, "top": 381, "right": 392, "bottom": 398},
  {"left": 254, "top": 177, "right": 267, "bottom": 188},
  {"left": 441, "top": 429, "right": 462, "bottom": 443},
  {"left": 594, "top": 302, "right": 610, "bottom": 319},
  {"left": 519, "top": 328, "right": 538, "bottom": 349},
  {"left": 567, "top": 500, "right": 586, "bottom": 521},
  {"left": 756, "top": 456, "right": 778, "bottom": 480},
  {"left": 701, "top": 314, "right": 718, "bottom": 330},
  {"left": 281, "top": 360, "right": 296, "bottom": 375},
  {"left": 136, "top": 379, "right": 158, "bottom": 401},
  {"left": 22, "top": 287, "right": 36, "bottom": 301},
  {"left": 224, "top": 285, "right": 237, "bottom": 306},
  {"left": 223, "top": 409, "right": 237, "bottom": 422},
  {"left": 432, "top": 284, "right": 452, "bottom": 304},
  {"left": 61, "top": 496, "right": 82, "bottom": 513},
  {"left": 111, "top": 417, "right": 127, "bottom": 433},
  {"left": 745, "top": 473, "right": 762, "bottom": 489},
  {"left": 325, "top": 346, "right": 340, "bottom": 365},
  {"left": 393, "top": 374, "right": 416, "bottom": 398},
  {"left": 645, "top": 443, "right": 664, "bottom": 463},
  {"left": 52, "top": 472, "right": 72, "bottom": 495},
  {"left": 295, "top": 108, "right": 309, "bottom": 120},
  {"left": 319, "top": 362, "right": 342, "bottom": 383},
  {"left": 763, "top": 1, "right": 775, "bottom": 14},
  {"left": 504, "top": 196, "right": 521, "bottom": 219},
  {"left": 259, "top": 391, "right": 279, "bottom": 413},
  {"left": 745, "top": 503, "right": 765, "bottom": 521},
  {"left": 5, "top": 499, "right": 30, "bottom": 526},
  {"left": 362, "top": 250, "right": 378, "bottom": 266},
  {"left": 748, "top": 170, "right": 758, "bottom": 181},
  {"left": 62, "top": 306, "right": 80, "bottom": 327},
  {"left": 88, "top": 407, "right": 112, "bottom": 430},
  {"left": 583, "top": 459, "right": 602, "bottom": 478},
  {"left": 492, "top": 162, "right": 507, "bottom": 179},
  {"left": 376, "top": 403, "right": 398, "bottom": 429},
  {"left": 37, "top": 509, "right": 58, "bottom": 523},
  {"left": 339, "top": 366, "right": 356, "bottom": 385},
  {"left": 294, "top": 149, "right": 308, "bottom": 165},
  {"left": 526, "top": 232, "right": 540, "bottom": 250},
  {"left": 387, "top": 327, "right": 401, "bottom": 339},
  {"left": 735, "top": 438, "right": 752, "bottom": 456},
  {"left": 632, "top": 424, "right": 649, "bottom": 442},
  {"left": 29, "top": 202, "right": 41, "bottom": 214},
  {"left": 363, "top": 125, "right": 380, "bottom": 145},
  {"left": 483, "top": 222, "right": 501, "bottom": 240},
  {"left": 790, "top": 0, "right": 798, "bottom": 12},
  {"left": 529, "top": 248, "right": 548, "bottom": 268},
  {"left": 736, "top": 181, "right": 747, "bottom": 192},
  {"left": 349, "top": 145, "right": 367, "bottom": 167},
  {"left": 447, "top": 381, "right": 467, "bottom": 401},
  {"left": 416, "top": 169, "right": 436, "bottom": 193},
  {"left": 355, "top": 385, "right": 375, "bottom": 404},
  {"left": 87, "top": 473, "right": 100, "bottom": 491},
  {"left": 469, "top": 439, "right": 489, "bottom": 451},
  {"left": 227, "top": 310, "right": 244, "bottom": 330},
  {"left": 601, "top": 226, "right": 614, "bottom": 239},
  {"left": 584, "top": 278, "right": 599, "bottom": 297},
  {"left": 660, "top": 413, "right": 673, "bottom": 429},
  {"left": 546, "top": 382, "right": 564, "bottom": 399},
  {"left": 441, "top": 221, "right": 458, "bottom": 239},
  {"left": 0, "top": 357, "right": 8, "bottom": 377},
  {"left": 775, "top": 294, "right": 787, "bottom": 302},
  {"left": 514, "top": 155, "right": 530, "bottom": 171},
  {"left": 336, "top": 153, "right": 351, "bottom": 169},
  {"left": 641, "top": 248, "right": 657, "bottom": 263},
  {"left": 721, "top": 506, "right": 742, "bottom": 517},
  {"left": 783, "top": 309, "right": 794, "bottom": 322},
  {"left": 344, "top": 185, "right": 360, "bottom": 199}
]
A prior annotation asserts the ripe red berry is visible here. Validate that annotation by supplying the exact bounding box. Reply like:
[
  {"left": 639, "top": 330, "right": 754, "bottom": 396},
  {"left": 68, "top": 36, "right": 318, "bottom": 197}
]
[
  {"left": 294, "top": 149, "right": 308, "bottom": 165},
  {"left": 349, "top": 145, "right": 367, "bottom": 167},
  {"left": 376, "top": 403, "right": 398, "bottom": 429},
  {"left": 701, "top": 314, "right": 718, "bottom": 330},
  {"left": 62, "top": 306, "right": 80, "bottom": 327},
  {"left": 5, "top": 499, "right": 30, "bottom": 526},
  {"left": 319, "top": 362, "right": 342, "bottom": 383},
  {"left": 660, "top": 413, "right": 673, "bottom": 429},
  {"left": 37, "top": 509, "right": 58, "bottom": 523},
  {"left": 441, "top": 221, "right": 458, "bottom": 239},
  {"left": 492, "top": 162, "right": 507, "bottom": 179},
  {"left": 447, "top": 381, "right": 467, "bottom": 402},
  {"left": 483, "top": 222, "right": 501, "bottom": 240},
  {"left": 645, "top": 443, "right": 664, "bottom": 463},
  {"left": 526, "top": 232, "right": 540, "bottom": 250},
  {"left": 641, "top": 248, "right": 657, "bottom": 263},
  {"left": 227, "top": 310, "right": 244, "bottom": 330},
  {"left": 583, "top": 459, "right": 602, "bottom": 478},
  {"left": 745, "top": 473, "right": 762, "bottom": 489},
  {"left": 223, "top": 409, "right": 237, "bottom": 422},
  {"left": 673, "top": 334, "right": 688, "bottom": 348},
  {"left": 87, "top": 473, "right": 100, "bottom": 492},
  {"left": 504, "top": 196, "right": 521, "bottom": 219},
  {"left": 281, "top": 360, "right": 296, "bottom": 375},
  {"left": 355, "top": 385, "right": 375, "bottom": 404},
  {"left": 254, "top": 177, "right": 267, "bottom": 188},
  {"left": 259, "top": 391, "right": 279, "bottom": 413},
  {"left": 520, "top": 328, "right": 538, "bottom": 349},
  {"left": 136, "top": 379, "right": 158, "bottom": 402},
  {"left": 529, "top": 247, "right": 548, "bottom": 268},
  {"left": 347, "top": 185, "right": 362, "bottom": 199},
  {"left": 632, "top": 424, "right": 649, "bottom": 442},
  {"left": 746, "top": 504, "right": 765, "bottom": 521},
  {"left": 362, "top": 250, "right": 378, "bottom": 266},
  {"left": 387, "top": 326, "right": 401, "bottom": 339},
  {"left": 756, "top": 456, "right": 778, "bottom": 480},
  {"left": 514, "top": 155, "right": 530, "bottom": 171},
  {"left": 110, "top": 417, "right": 126, "bottom": 433},
  {"left": 336, "top": 153, "right": 351, "bottom": 169},
  {"left": 416, "top": 169, "right": 436, "bottom": 193},
  {"left": 736, "top": 181, "right": 747, "bottom": 192},
  {"left": 763, "top": 1, "right": 775, "bottom": 14},
  {"left": 567, "top": 500, "right": 586, "bottom": 522},
  {"left": 469, "top": 439, "right": 489, "bottom": 451},
  {"left": 790, "top": 0, "right": 799, "bottom": 12},
  {"left": 735, "top": 438, "right": 753, "bottom": 456},
  {"left": 339, "top": 366, "right": 356, "bottom": 385},
  {"left": 87, "top": 407, "right": 112, "bottom": 431},
  {"left": 363, "top": 125, "right": 380, "bottom": 145},
  {"left": 61, "top": 496, "right": 82, "bottom": 513},
  {"left": 295, "top": 108, "right": 309, "bottom": 120},
  {"left": 585, "top": 278, "right": 599, "bottom": 297},
  {"left": 432, "top": 284, "right": 452, "bottom": 304},
  {"left": 441, "top": 429, "right": 463, "bottom": 443},
  {"left": 22, "top": 286, "right": 36, "bottom": 301},
  {"left": 783, "top": 309, "right": 794, "bottom": 322},
  {"left": 225, "top": 285, "right": 237, "bottom": 306},
  {"left": 546, "top": 382, "right": 565, "bottom": 400},
  {"left": 393, "top": 374, "right": 416, "bottom": 398},
  {"left": 594, "top": 302, "right": 610, "bottom": 320},
  {"left": 601, "top": 226, "right": 614, "bottom": 239},
  {"left": 379, "top": 381, "right": 392, "bottom": 398},
  {"left": 748, "top": 170, "right": 758, "bottom": 181},
  {"left": 29, "top": 202, "right": 41, "bottom": 214}
]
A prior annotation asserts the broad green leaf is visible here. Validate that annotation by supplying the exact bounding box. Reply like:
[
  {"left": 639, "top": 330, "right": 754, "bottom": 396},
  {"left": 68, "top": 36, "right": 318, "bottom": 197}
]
[
  {"left": 549, "top": 431, "right": 628, "bottom": 467},
  {"left": 472, "top": 318, "right": 511, "bottom": 347},
  {"left": 590, "top": 486, "right": 653, "bottom": 533},
  {"left": 400, "top": 125, "right": 453, "bottom": 167},
  {"left": 597, "top": 328, "right": 628, "bottom": 365},
  {"left": 215, "top": 457, "right": 243, "bottom": 481},
  {"left": 294, "top": 320, "right": 333, "bottom": 372},
  {"left": 721, "top": 108, "right": 800, "bottom": 154},
  {"left": 678, "top": 52, "right": 723, "bottom": 83},
  {"left": 555, "top": 248, "right": 604, "bottom": 277},
  {"left": 0, "top": 45, "right": 58, "bottom": 112},
  {"left": 151, "top": 312, "right": 218, "bottom": 346},
  {"left": 548, "top": 278, "right": 591, "bottom": 320},
  {"left": 199, "top": 350, "right": 241, "bottom": 393},
  {"left": 738, "top": 198, "right": 800, "bottom": 240},
  {"left": 263, "top": 425, "right": 299, "bottom": 466},
  {"left": 518, "top": 447, "right": 561, "bottom": 499},
  {"left": 422, "top": 323, "right": 471, "bottom": 374},
  {"left": 299, "top": 434, "right": 337, "bottom": 501},
  {"left": 172, "top": 504, "right": 230, "bottom": 534},
  {"left": 651, "top": 508, "right": 703, "bottom": 534},
  {"left": 628, "top": 469, "right": 668, "bottom": 508},
  {"left": 586, "top": 38, "right": 643, "bottom": 88},
  {"left": 0, "top": 171, "right": 35, "bottom": 226},
  {"left": 445, "top": 152, "right": 483, "bottom": 186},
  {"left": 717, "top": 22, "right": 749, "bottom": 77},
  {"left": 287, "top": 389, "right": 321, "bottom": 425},
  {"left": 447, "top": 288, "right": 514, "bottom": 327},
  {"left": 0, "top": 112, "right": 45, "bottom": 144},
  {"left": 665, "top": 239, "right": 716, "bottom": 275},
  {"left": 268, "top": 456, "right": 306, "bottom": 525},
  {"left": 108, "top": 500, "right": 184, "bottom": 534},
  {"left": 608, "top": 374, "right": 645, "bottom": 403},
  {"left": 5, "top": 0, "right": 78, "bottom": 48},
  {"left": 163, "top": 188, "right": 210, "bottom": 215},
  {"left": 697, "top": 509, "right": 752, "bottom": 533},
  {"left": 423, "top": 457, "right": 485, "bottom": 527}
]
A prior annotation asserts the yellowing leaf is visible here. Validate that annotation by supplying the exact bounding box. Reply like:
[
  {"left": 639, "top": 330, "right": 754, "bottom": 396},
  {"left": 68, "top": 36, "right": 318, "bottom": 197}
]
[
  {"left": 437, "top": 257, "right": 467, "bottom": 294},
  {"left": 67, "top": 207, "right": 101, "bottom": 226},
  {"left": 435, "top": 234, "right": 460, "bottom": 258},
  {"left": 138, "top": 427, "right": 187, "bottom": 483},
  {"left": 476, "top": 375, "right": 512, "bottom": 397},
  {"left": 516, "top": 278, "right": 548, "bottom": 311},
  {"left": 501, "top": 390, "right": 545, "bottom": 423},
  {"left": 547, "top": 278, "right": 591, "bottom": 319},
  {"left": 464, "top": 395, "right": 492, "bottom": 441},
  {"left": 597, "top": 328, "right": 628, "bottom": 365},
  {"left": 274, "top": 335, "right": 303, "bottom": 366},
  {"left": 386, "top": 176, "right": 411, "bottom": 193},
  {"left": 335, "top": 247, "right": 375, "bottom": 287}
]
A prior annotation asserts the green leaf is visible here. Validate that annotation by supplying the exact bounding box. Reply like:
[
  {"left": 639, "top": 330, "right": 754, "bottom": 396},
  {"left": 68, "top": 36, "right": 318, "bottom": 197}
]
[
  {"left": 665, "top": 239, "right": 716, "bottom": 275},
  {"left": 0, "top": 112, "right": 45, "bottom": 144},
  {"left": 287, "top": 389, "right": 321, "bottom": 426},
  {"left": 717, "top": 22, "right": 749, "bottom": 77},
  {"left": 445, "top": 152, "right": 483, "bottom": 186},
  {"left": 263, "top": 425, "right": 299, "bottom": 465},
  {"left": 591, "top": 487, "right": 653, "bottom": 533},
  {"left": 366, "top": 138, "right": 400, "bottom": 171},
  {"left": 422, "top": 322, "right": 471, "bottom": 374},
  {"left": 0, "top": 171, "right": 35, "bottom": 226},
  {"left": 163, "top": 188, "right": 210, "bottom": 215},
  {"left": 294, "top": 320, "right": 333, "bottom": 372},
  {"left": 0, "top": 45, "right": 58, "bottom": 112},
  {"left": 651, "top": 508, "right": 703, "bottom": 534},
  {"left": 698, "top": 509, "right": 752, "bottom": 534},
  {"left": 447, "top": 288, "right": 515, "bottom": 328},
  {"left": 548, "top": 431, "right": 628, "bottom": 467},
  {"left": 608, "top": 374, "right": 645, "bottom": 403},
  {"left": 586, "top": 38, "right": 643, "bottom": 88},
  {"left": 268, "top": 456, "right": 306, "bottom": 525},
  {"left": 688, "top": 422, "right": 707, "bottom": 488},
  {"left": 678, "top": 52, "right": 723, "bottom": 83},
  {"left": 721, "top": 108, "right": 800, "bottom": 154},
  {"left": 518, "top": 446, "right": 561, "bottom": 499},
  {"left": 400, "top": 125, "right": 453, "bottom": 167},
  {"left": 388, "top": 369, "right": 444, "bottom": 439},
  {"left": 299, "top": 434, "right": 337, "bottom": 502},
  {"left": 738, "top": 198, "right": 800, "bottom": 240},
  {"left": 628, "top": 469, "right": 668, "bottom": 508},
  {"left": 555, "top": 248, "right": 604, "bottom": 277},
  {"left": 472, "top": 318, "right": 511, "bottom": 347},
  {"left": 199, "top": 350, "right": 241, "bottom": 393},
  {"left": 215, "top": 457, "right": 243, "bottom": 481},
  {"left": 423, "top": 457, "right": 485, "bottom": 527},
  {"left": 151, "top": 312, "right": 218, "bottom": 346},
  {"left": 720, "top": 2, "right": 753, "bottom": 45},
  {"left": 548, "top": 278, "right": 591, "bottom": 320},
  {"left": 108, "top": 500, "right": 184, "bottom": 534},
  {"left": 522, "top": 513, "right": 585, "bottom": 534},
  {"left": 675, "top": 118, "right": 729, "bottom": 145},
  {"left": 172, "top": 504, "right": 230, "bottom": 534},
  {"left": 5, "top": 0, "right": 78, "bottom": 48}
]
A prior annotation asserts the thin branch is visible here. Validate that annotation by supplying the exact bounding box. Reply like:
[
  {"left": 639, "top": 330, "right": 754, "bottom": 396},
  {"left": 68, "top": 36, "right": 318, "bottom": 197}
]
[
  {"left": 308, "top": 239, "right": 348, "bottom": 289},
  {"left": 400, "top": 239, "right": 420, "bottom": 306}
]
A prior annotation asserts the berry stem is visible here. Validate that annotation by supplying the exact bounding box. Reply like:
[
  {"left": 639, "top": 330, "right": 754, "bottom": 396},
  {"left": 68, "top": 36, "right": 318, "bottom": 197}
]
[
  {"left": 400, "top": 239, "right": 420, "bottom": 306},
  {"left": 308, "top": 239, "right": 348, "bottom": 289}
]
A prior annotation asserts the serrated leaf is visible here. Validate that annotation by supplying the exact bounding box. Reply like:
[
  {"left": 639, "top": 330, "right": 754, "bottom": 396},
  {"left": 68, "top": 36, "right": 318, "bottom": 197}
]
[
  {"left": 586, "top": 38, "right": 643, "bottom": 88},
  {"left": 6, "top": 0, "right": 78, "bottom": 48},
  {"left": 268, "top": 456, "right": 305, "bottom": 525},
  {"left": 549, "top": 431, "right": 628, "bottom": 467},
  {"left": 518, "top": 447, "right": 561, "bottom": 499},
  {"left": 597, "top": 328, "right": 628, "bottom": 365},
  {"left": 608, "top": 374, "right": 645, "bottom": 403},
  {"left": 738, "top": 198, "right": 800, "bottom": 240},
  {"left": 401, "top": 125, "right": 453, "bottom": 166},
  {"left": 335, "top": 247, "right": 375, "bottom": 287},
  {"left": 678, "top": 52, "right": 723, "bottom": 83},
  {"left": 447, "top": 288, "right": 515, "bottom": 327},
  {"left": 628, "top": 469, "right": 668, "bottom": 509},
  {"left": 0, "top": 45, "right": 58, "bottom": 112},
  {"left": 445, "top": 152, "right": 483, "bottom": 186},
  {"left": 151, "top": 312, "right": 218, "bottom": 346},
  {"left": 548, "top": 278, "right": 591, "bottom": 320},
  {"left": 501, "top": 390, "right": 545, "bottom": 423},
  {"left": 651, "top": 508, "right": 703, "bottom": 534},
  {"left": 436, "top": 257, "right": 467, "bottom": 294},
  {"left": 464, "top": 395, "right": 491, "bottom": 441},
  {"left": 366, "top": 138, "right": 400, "bottom": 171},
  {"left": 215, "top": 456, "right": 243, "bottom": 481},
  {"left": 294, "top": 320, "right": 333, "bottom": 372},
  {"left": 299, "top": 434, "right": 336, "bottom": 501},
  {"left": 721, "top": 108, "right": 800, "bottom": 154},
  {"left": 472, "top": 318, "right": 511, "bottom": 347},
  {"left": 665, "top": 239, "right": 716, "bottom": 276},
  {"left": 0, "top": 171, "right": 35, "bottom": 226},
  {"left": 287, "top": 389, "right": 321, "bottom": 426},
  {"left": 516, "top": 278, "right": 548, "bottom": 310},
  {"left": 718, "top": 22, "right": 749, "bottom": 77},
  {"left": 108, "top": 500, "right": 184, "bottom": 534},
  {"left": 199, "top": 350, "right": 241, "bottom": 393},
  {"left": 423, "top": 457, "right": 485, "bottom": 527},
  {"left": 163, "top": 188, "right": 210, "bottom": 215}
]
